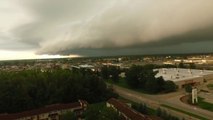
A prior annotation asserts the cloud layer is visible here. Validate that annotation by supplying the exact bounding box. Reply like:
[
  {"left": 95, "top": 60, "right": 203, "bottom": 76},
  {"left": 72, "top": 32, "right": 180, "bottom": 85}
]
[{"left": 2, "top": 0, "right": 213, "bottom": 56}]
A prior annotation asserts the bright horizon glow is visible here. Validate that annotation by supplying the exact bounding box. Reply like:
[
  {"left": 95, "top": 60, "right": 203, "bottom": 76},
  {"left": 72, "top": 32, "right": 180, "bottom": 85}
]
[{"left": 0, "top": 50, "right": 80, "bottom": 61}]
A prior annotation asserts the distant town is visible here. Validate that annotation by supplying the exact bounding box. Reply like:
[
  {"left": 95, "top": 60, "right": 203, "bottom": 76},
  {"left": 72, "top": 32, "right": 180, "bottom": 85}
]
[{"left": 1, "top": 53, "right": 213, "bottom": 72}]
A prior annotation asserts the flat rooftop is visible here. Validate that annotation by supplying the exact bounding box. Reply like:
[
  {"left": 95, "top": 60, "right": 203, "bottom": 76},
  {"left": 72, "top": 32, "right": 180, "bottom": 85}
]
[{"left": 155, "top": 68, "right": 213, "bottom": 82}]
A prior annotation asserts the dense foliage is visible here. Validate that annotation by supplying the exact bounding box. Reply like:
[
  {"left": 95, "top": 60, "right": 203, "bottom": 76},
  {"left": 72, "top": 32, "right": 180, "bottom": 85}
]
[
  {"left": 0, "top": 69, "right": 117, "bottom": 113},
  {"left": 178, "top": 62, "right": 196, "bottom": 69},
  {"left": 84, "top": 103, "right": 122, "bottom": 120},
  {"left": 100, "top": 66, "right": 121, "bottom": 82},
  {"left": 207, "top": 84, "right": 213, "bottom": 90},
  {"left": 61, "top": 112, "right": 77, "bottom": 120},
  {"left": 132, "top": 103, "right": 148, "bottom": 115},
  {"left": 156, "top": 108, "right": 180, "bottom": 120},
  {"left": 125, "top": 65, "right": 177, "bottom": 94},
  {"left": 185, "top": 84, "right": 192, "bottom": 93}
]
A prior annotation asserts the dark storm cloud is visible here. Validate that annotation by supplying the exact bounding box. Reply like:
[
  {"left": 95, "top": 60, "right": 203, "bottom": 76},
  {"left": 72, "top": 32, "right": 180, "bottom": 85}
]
[
  {"left": 10, "top": 0, "right": 213, "bottom": 56},
  {"left": 59, "top": 41, "right": 213, "bottom": 57},
  {"left": 13, "top": 0, "right": 113, "bottom": 47},
  {"left": 54, "top": 25, "right": 213, "bottom": 56},
  {"left": 135, "top": 25, "right": 213, "bottom": 48},
  {"left": 0, "top": 32, "right": 37, "bottom": 50}
]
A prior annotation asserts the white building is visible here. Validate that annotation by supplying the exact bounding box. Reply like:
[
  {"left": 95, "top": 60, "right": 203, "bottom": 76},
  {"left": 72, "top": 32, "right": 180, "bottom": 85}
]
[{"left": 155, "top": 68, "right": 213, "bottom": 89}]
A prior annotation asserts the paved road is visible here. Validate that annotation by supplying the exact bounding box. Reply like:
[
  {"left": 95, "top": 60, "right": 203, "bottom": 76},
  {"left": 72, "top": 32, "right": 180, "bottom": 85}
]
[
  {"left": 166, "top": 94, "right": 213, "bottom": 120},
  {"left": 111, "top": 84, "right": 212, "bottom": 120}
]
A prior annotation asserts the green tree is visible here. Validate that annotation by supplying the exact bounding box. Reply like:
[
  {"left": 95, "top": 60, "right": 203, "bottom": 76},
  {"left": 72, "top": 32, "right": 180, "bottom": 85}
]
[
  {"left": 84, "top": 103, "right": 121, "bottom": 120},
  {"left": 156, "top": 108, "right": 162, "bottom": 117},
  {"left": 178, "top": 62, "right": 185, "bottom": 68},
  {"left": 101, "top": 66, "right": 109, "bottom": 79},
  {"left": 125, "top": 65, "right": 143, "bottom": 88},
  {"left": 163, "top": 81, "right": 177, "bottom": 93},
  {"left": 0, "top": 69, "right": 117, "bottom": 113},
  {"left": 132, "top": 103, "right": 148, "bottom": 114},
  {"left": 125, "top": 65, "right": 177, "bottom": 93},
  {"left": 189, "top": 63, "right": 196, "bottom": 69},
  {"left": 157, "top": 76, "right": 166, "bottom": 91},
  {"left": 108, "top": 66, "right": 120, "bottom": 82},
  {"left": 61, "top": 112, "right": 77, "bottom": 120},
  {"left": 157, "top": 108, "right": 179, "bottom": 120},
  {"left": 145, "top": 78, "right": 159, "bottom": 93},
  {"left": 185, "top": 84, "right": 192, "bottom": 93}
]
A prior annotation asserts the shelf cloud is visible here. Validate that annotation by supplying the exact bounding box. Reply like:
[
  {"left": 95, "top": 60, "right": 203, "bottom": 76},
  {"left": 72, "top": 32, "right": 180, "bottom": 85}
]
[{"left": 1, "top": 0, "right": 213, "bottom": 56}]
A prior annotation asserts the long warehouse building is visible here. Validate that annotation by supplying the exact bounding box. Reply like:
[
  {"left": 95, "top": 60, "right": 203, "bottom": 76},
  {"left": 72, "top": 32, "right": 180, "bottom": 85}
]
[{"left": 155, "top": 68, "right": 213, "bottom": 89}]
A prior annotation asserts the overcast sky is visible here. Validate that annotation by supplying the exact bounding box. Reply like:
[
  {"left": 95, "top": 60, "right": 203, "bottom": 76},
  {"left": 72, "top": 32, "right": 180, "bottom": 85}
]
[{"left": 0, "top": 0, "right": 213, "bottom": 60}]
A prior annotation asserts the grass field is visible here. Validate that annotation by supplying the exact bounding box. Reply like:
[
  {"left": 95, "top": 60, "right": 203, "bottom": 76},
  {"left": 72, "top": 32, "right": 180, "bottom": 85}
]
[
  {"left": 207, "top": 84, "right": 213, "bottom": 90},
  {"left": 197, "top": 97, "right": 213, "bottom": 112},
  {"left": 118, "top": 96, "right": 156, "bottom": 115},
  {"left": 161, "top": 104, "right": 209, "bottom": 120}
]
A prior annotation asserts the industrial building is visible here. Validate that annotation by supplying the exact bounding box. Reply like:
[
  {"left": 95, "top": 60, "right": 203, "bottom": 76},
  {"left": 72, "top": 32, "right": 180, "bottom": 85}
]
[{"left": 155, "top": 68, "right": 213, "bottom": 89}]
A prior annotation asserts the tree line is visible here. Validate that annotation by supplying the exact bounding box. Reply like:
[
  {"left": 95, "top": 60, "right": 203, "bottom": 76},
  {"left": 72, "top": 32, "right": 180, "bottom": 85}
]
[
  {"left": 0, "top": 69, "right": 117, "bottom": 113},
  {"left": 126, "top": 65, "right": 177, "bottom": 94},
  {"left": 100, "top": 65, "right": 177, "bottom": 94},
  {"left": 156, "top": 108, "right": 180, "bottom": 120}
]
